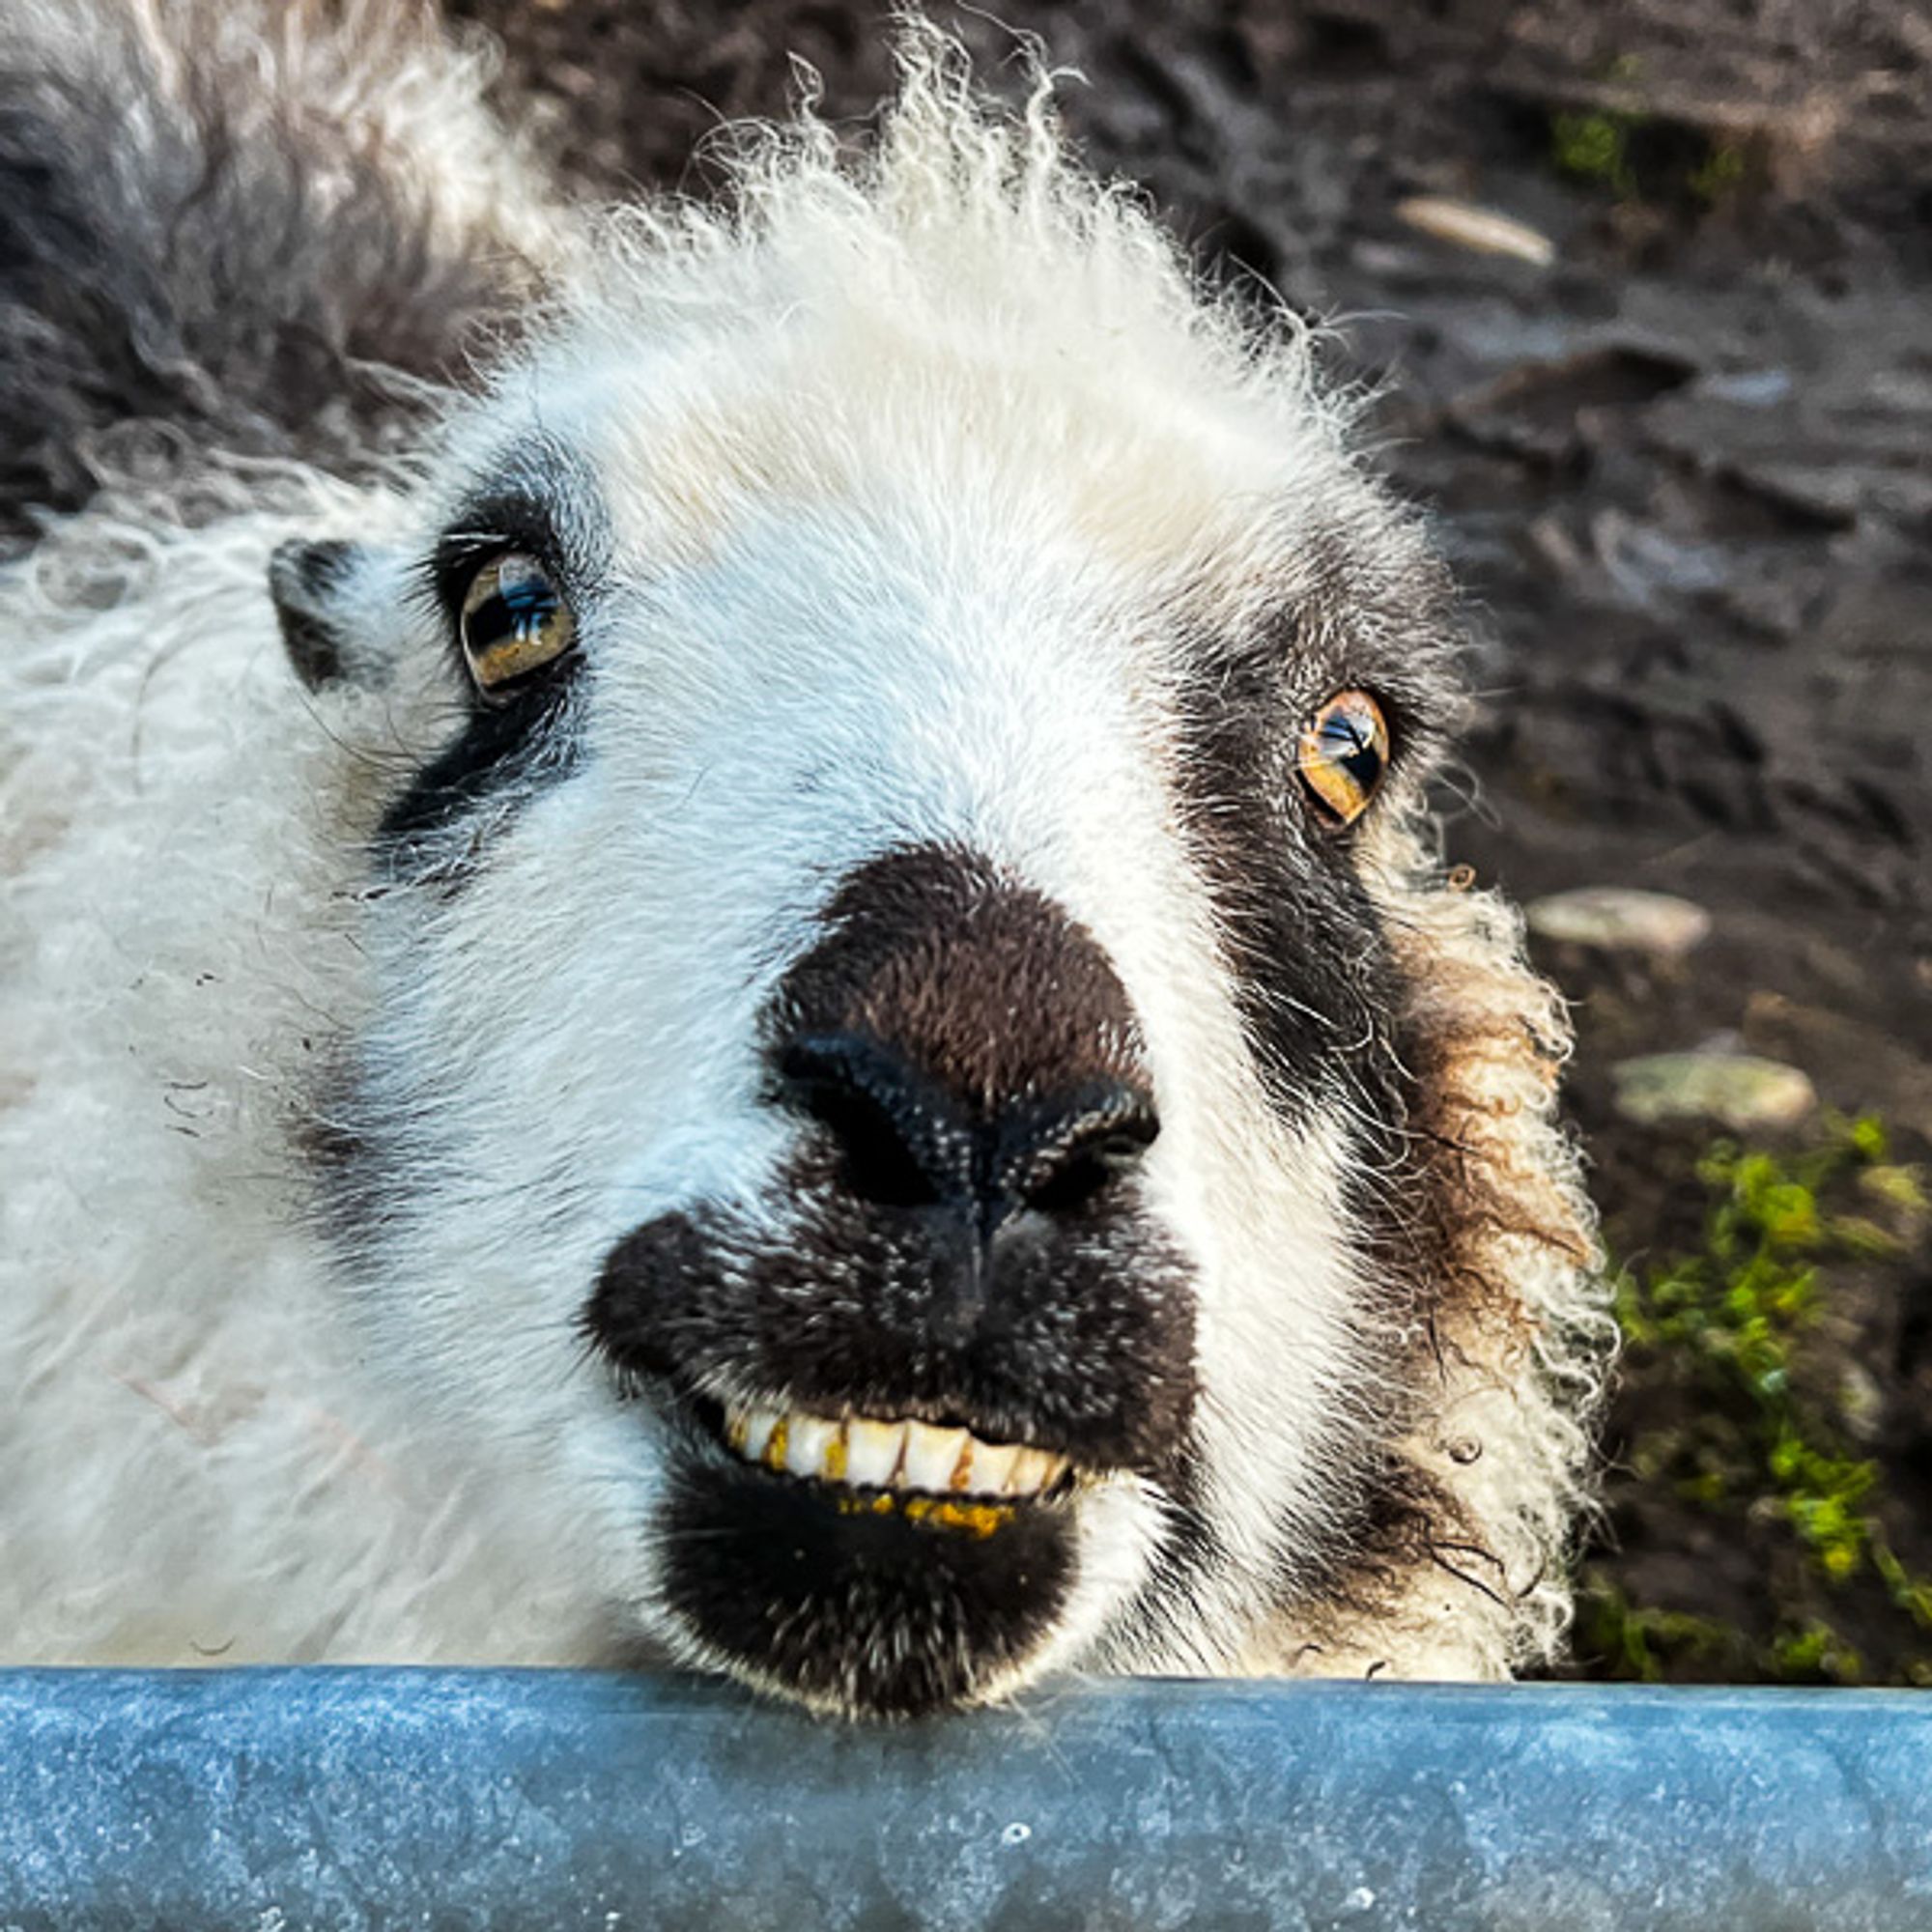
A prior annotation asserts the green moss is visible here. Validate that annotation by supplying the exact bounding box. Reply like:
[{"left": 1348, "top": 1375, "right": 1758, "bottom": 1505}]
[
  {"left": 1768, "top": 1623, "right": 1864, "bottom": 1686},
  {"left": 1551, "top": 108, "right": 1639, "bottom": 198},
  {"left": 1579, "top": 1115, "right": 1932, "bottom": 1684},
  {"left": 1549, "top": 57, "right": 1755, "bottom": 212},
  {"left": 1688, "top": 140, "right": 1747, "bottom": 206},
  {"left": 1576, "top": 1577, "right": 1751, "bottom": 1683}
]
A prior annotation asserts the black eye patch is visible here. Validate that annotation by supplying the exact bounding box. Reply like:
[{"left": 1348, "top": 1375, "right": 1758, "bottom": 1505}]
[
  {"left": 374, "top": 458, "right": 612, "bottom": 877},
  {"left": 375, "top": 681, "right": 582, "bottom": 860}
]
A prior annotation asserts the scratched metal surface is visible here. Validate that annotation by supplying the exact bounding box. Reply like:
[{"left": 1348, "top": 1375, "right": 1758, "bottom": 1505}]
[{"left": 2, "top": 1673, "right": 1929, "bottom": 1929}]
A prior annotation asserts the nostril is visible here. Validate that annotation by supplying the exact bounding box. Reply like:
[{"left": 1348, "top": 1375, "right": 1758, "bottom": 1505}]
[
  {"left": 776, "top": 1036, "right": 1156, "bottom": 1221},
  {"left": 1008, "top": 1083, "right": 1160, "bottom": 1216},
  {"left": 776, "top": 1033, "right": 958, "bottom": 1208}
]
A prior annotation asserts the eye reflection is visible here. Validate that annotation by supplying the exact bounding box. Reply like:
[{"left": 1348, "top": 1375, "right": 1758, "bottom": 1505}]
[
  {"left": 1297, "top": 689, "right": 1389, "bottom": 827},
  {"left": 458, "top": 551, "right": 576, "bottom": 698}
]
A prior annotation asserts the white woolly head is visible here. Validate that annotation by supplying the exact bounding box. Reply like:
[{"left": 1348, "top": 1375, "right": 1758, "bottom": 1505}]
[{"left": 5, "top": 20, "right": 1605, "bottom": 1714}]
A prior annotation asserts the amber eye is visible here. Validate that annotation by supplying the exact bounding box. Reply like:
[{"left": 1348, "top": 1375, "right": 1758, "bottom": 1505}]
[
  {"left": 458, "top": 551, "right": 576, "bottom": 699},
  {"left": 1296, "top": 690, "right": 1390, "bottom": 827}
]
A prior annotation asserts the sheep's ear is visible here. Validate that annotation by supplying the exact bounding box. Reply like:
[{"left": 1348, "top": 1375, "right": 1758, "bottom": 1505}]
[{"left": 269, "top": 538, "right": 388, "bottom": 693}]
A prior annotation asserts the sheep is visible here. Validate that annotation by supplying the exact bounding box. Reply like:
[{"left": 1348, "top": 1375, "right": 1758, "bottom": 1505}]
[{"left": 0, "top": 0, "right": 1610, "bottom": 1719}]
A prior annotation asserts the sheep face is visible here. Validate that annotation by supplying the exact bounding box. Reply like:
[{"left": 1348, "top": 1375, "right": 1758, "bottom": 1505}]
[{"left": 278, "top": 83, "right": 1583, "bottom": 1719}]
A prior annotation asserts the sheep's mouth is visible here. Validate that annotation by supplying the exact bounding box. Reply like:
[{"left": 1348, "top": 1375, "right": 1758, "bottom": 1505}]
[
  {"left": 708, "top": 1397, "right": 1078, "bottom": 1525},
  {"left": 645, "top": 1383, "right": 1089, "bottom": 1717},
  {"left": 586, "top": 1201, "right": 1197, "bottom": 1715}
]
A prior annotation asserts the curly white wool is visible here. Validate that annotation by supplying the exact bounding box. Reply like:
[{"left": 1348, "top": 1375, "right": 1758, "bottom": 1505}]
[{"left": 0, "top": 6, "right": 1609, "bottom": 1684}]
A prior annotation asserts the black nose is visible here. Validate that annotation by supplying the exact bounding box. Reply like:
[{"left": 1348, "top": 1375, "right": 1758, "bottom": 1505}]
[{"left": 776, "top": 1031, "right": 1159, "bottom": 1223}]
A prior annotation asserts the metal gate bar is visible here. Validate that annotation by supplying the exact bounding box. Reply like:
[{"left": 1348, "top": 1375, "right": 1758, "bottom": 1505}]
[{"left": 3, "top": 1670, "right": 1927, "bottom": 1930}]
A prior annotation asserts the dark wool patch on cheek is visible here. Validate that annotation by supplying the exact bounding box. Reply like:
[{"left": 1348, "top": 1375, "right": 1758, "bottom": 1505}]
[
  {"left": 1172, "top": 653, "right": 1412, "bottom": 1132},
  {"left": 1167, "top": 640, "right": 1464, "bottom": 1627},
  {"left": 291, "top": 1045, "right": 448, "bottom": 1283},
  {"left": 377, "top": 684, "right": 578, "bottom": 847},
  {"left": 1246, "top": 974, "right": 1542, "bottom": 1635}
]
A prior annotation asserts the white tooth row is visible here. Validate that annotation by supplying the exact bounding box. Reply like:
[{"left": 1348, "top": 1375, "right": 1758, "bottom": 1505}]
[{"left": 724, "top": 1405, "right": 1069, "bottom": 1499}]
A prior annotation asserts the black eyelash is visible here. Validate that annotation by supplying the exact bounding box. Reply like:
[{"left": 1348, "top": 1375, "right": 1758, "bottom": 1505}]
[
  {"left": 424, "top": 478, "right": 574, "bottom": 605},
  {"left": 409, "top": 492, "right": 580, "bottom": 701},
  {"left": 432, "top": 530, "right": 564, "bottom": 619}
]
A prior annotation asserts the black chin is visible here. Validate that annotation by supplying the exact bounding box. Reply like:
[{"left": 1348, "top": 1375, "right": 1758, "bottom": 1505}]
[{"left": 658, "top": 1451, "right": 1077, "bottom": 1719}]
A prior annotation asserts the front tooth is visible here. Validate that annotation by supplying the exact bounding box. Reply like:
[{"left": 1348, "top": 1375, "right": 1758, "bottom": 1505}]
[
  {"left": 965, "top": 1440, "right": 1019, "bottom": 1495},
  {"left": 844, "top": 1417, "right": 907, "bottom": 1489},
  {"left": 1006, "top": 1447, "right": 1065, "bottom": 1496},
  {"left": 784, "top": 1412, "right": 838, "bottom": 1480},
  {"left": 739, "top": 1406, "right": 781, "bottom": 1464},
  {"left": 901, "top": 1422, "right": 970, "bottom": 1493}
]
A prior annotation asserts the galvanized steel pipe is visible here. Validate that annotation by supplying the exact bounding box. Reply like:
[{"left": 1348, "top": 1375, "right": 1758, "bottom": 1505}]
[{"left": 2, "top": 1671, "right": 1927, "bottom": 1929}]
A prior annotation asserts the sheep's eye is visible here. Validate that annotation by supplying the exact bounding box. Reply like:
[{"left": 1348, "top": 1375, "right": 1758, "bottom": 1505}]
[
  {"left": 458, "top": 551, "right": 576, "bottom": 699},
  {"left": 1297, "top": 690, "right": 1389, "bottom": 828}
]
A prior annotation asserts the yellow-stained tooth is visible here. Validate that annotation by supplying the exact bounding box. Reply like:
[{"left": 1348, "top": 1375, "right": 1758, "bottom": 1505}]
[
  {"left": 726, "top": 1402, "right": 1067, "bottom": 1504},
  {"left": 969, "top": 1441, "right": 1020, "bottom": 1492},
  {"left": 902, "top": 1422, "right": 970, "bottom": 1493},
  {"left": 844, "top": 1417, "right": 904, "bottom": 1488},
  {"left": 784, "top": 1412, "right": 838, "bottom": 1479}
]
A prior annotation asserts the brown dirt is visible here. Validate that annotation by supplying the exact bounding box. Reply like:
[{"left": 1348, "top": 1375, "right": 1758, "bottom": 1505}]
[{"left": 451, "top": 0, "right": 1932, "bottom": 1681}]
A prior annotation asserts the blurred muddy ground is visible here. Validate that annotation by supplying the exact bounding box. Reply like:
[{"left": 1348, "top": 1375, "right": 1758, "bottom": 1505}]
[{"left": 455, "top": 0, "right": 1932, "bottom": 1682}]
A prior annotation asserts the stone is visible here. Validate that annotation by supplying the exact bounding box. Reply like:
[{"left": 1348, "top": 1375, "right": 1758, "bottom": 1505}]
[
  {"left": 1526, "top": 888, "right": 1713, "bottom": 960},
  {"left": 1393, "top": 196, "right": 1555, "bottom": 267},
  {"left": 1610, "top": 1053, "right": 1818, "bottom": 1132}
]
